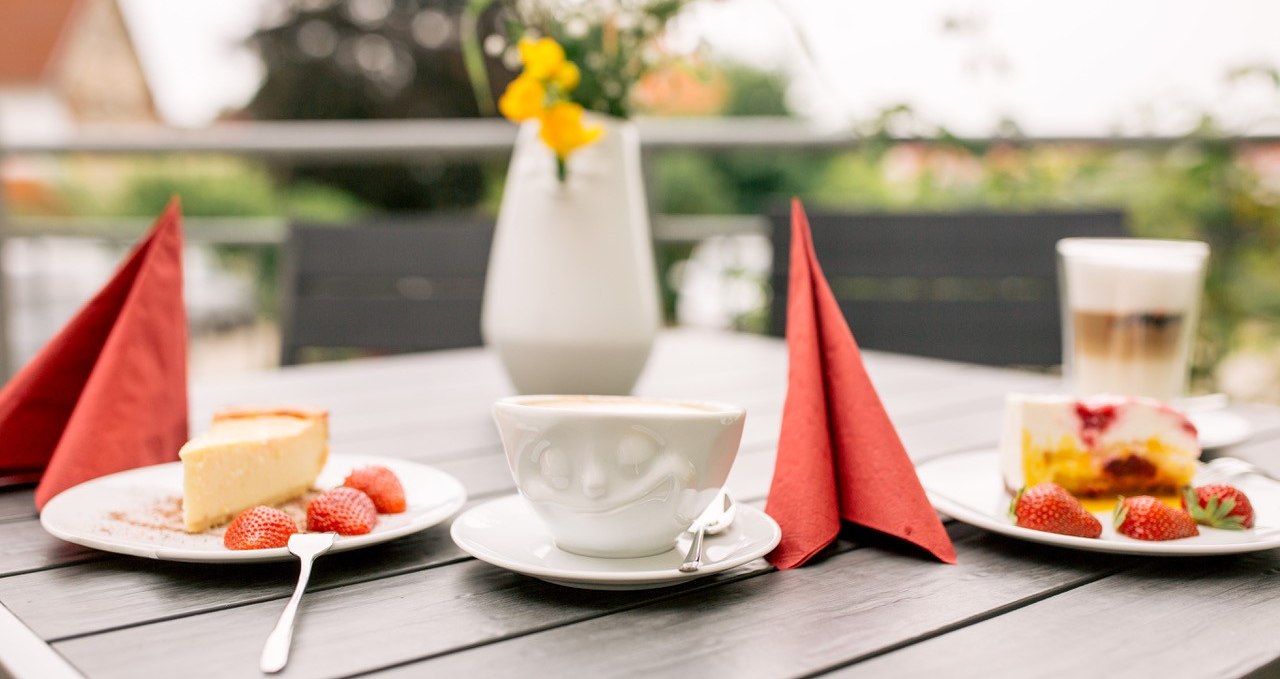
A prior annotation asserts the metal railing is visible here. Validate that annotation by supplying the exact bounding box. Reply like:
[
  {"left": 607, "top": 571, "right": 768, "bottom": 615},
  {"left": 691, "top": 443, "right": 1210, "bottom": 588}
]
[{"left": 3, "top": 116, "right": 1277, "bottom": 375}]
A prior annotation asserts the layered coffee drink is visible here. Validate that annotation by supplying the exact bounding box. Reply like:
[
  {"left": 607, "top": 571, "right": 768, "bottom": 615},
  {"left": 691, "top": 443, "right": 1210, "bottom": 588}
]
[{"left": 1057, "top": 239, "right": 1209, "bottom": 400}]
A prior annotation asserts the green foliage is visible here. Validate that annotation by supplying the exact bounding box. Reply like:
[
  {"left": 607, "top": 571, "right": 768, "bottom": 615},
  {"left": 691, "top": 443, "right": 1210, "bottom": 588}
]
[
  {"left": 116, "top": 162, "right": 279, "bottom": 217},
  {"left": 105, "top": 159, "right": 375, "bottom": 317},
  {"left": 284, "top": 181, "right": 373, "bottom": 222},
  {"left": 646, "top": 62, "right": 1280, "bottom": 386},
  {"left": 654, "top": 152, "right": 735, "bottom": 215},
  {"left": 652, "top": 62, "right": 832, "bottom": 215},
  {"left": 112, "top": 160, "right": 370, "bottom": 221},
  {"left": 655, "top": 241, "right": 696, "bottom": 324},
  {"left": 719, "top": 64, "right": 790, "bottom": 117},
  {"left": 800, "top": 137, "right": 1280, "bottom": 386},
  {"left": 246, "top": 0, "right": 501, "bottom": 210}
]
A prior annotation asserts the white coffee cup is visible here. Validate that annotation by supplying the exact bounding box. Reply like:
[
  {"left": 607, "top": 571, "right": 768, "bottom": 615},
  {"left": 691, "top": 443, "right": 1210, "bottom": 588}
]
[{"left": 492, "top": 395, "right": 746, "bottom": 558}]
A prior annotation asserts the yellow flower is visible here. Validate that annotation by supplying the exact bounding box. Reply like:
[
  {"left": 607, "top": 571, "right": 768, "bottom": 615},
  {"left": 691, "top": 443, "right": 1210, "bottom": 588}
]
[
  {"left": 553, "top": 62, "right": 581, "bottom": 92},
  {"left": 539, "top": 102, "right": 603, "bottom": 159},
  {"left": 518, "top": 37, "right": 565, "bottom": 81},
  {"left": 498, "top": 75, "right": 546, "bottom": 122}
]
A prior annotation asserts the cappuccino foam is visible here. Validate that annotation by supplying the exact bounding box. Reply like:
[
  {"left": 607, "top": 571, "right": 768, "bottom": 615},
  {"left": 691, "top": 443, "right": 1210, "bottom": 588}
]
[{"left": 524, "top": 397, "right": 722, "bottom": 415}]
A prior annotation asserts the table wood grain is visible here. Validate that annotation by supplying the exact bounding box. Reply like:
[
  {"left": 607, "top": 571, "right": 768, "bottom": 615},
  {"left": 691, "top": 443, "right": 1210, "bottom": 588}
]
[{"left": 2, "top": 329, "right": 1279, "bottom": 679}]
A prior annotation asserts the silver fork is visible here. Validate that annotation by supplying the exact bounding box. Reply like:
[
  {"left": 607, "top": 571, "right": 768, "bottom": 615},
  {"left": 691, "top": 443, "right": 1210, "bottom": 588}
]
[
  {"left": 261, "top": 532, "right": 338, "bottom": 674},
  {"left": 1196, "top": 457, "right": 1278, "bottom": 485}
]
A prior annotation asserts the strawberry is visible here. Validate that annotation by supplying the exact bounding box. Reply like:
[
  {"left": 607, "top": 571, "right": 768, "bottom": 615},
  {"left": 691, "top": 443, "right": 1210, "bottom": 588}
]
[
  {"left": 1113, "top": 496, "right": 1200, "bottom": 541},
  {"left": 1182, "top": 484, "right": 1255, "bottom": 530},
  {"left": 307, "top": 487, "right": 378, "bottom": 535},
  {"left": 1009, "top": 483, "right": 1102, "bottom": 538},
  {"left": 343, "top": 465, "right": 406, "bottom": 514},
  {"left": 223, "top": 506, "right": 298, "bottom": 550}
]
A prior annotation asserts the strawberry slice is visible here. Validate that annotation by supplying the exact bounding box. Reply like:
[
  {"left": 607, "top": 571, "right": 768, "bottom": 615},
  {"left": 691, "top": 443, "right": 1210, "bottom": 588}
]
[
  {"left": 1010, "top": 483, "right": 1102, "bottom": 538},
  {"left": 1183, "top": 484, "right": 1255, "bottom": 530},
  {"left": 1113, "top": 496, "right": 1199, "bottom": 541},
  {"left": 343, "top": 465, "right": 406, "bottom": 514},
  {"left": 307, "top": 487, "right": 378, "bottom": 535},
  {"left": 223, "top": 506, "right": 298, "bottom": 550}
]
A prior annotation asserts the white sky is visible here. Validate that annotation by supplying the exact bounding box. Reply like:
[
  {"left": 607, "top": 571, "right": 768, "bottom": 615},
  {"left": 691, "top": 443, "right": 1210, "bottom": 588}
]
[{"left": 119, "top": 0, "right": 1280, "bottom": 136}]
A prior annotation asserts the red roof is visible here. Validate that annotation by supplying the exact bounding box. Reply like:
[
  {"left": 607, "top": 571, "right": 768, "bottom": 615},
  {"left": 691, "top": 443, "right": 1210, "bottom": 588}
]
[{"left": 0, "top": 0, "right": 83, "bottom": 84}]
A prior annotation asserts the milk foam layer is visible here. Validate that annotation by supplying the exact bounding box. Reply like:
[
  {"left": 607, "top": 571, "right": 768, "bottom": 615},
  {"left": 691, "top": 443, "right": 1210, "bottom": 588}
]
[
  {"left": 522, "top": 396, "right": 724, "bottom": 414},
  {"left": 1058, "top": 239, "right": 1207, "bottom": 313}
]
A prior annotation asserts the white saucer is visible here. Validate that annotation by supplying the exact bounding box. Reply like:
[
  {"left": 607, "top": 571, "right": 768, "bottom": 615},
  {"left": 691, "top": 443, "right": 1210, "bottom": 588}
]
[
  {"left": 918, "top": 448, "right": 1280, "bottom": 556},
  {"left": 40, "top": 454, "right": 467, "bottom": 563},
  {"left": 450, "top": 495, "right": 781, "bottom": 590},
  {"left": 1190, "top": 410, "right": 1252, "bottom": 449}
]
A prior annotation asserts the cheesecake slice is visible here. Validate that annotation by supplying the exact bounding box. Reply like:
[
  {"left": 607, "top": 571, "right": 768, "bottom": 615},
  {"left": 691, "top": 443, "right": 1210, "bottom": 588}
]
[
  {"left": 180, "top": 407, "right": 329, "bottom": 533},
  {"left": 1000, "top": 394, "right": 1199, "bottom": 497}
]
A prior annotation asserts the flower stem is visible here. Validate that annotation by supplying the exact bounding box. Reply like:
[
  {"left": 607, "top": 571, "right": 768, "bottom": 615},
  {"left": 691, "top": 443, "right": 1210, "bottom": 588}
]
[
  {"left": 459, "top": 0, "right": 497, "bottom": 116},
  {"left": 556, "top": 157, "right": 567, "bottom": 183}
]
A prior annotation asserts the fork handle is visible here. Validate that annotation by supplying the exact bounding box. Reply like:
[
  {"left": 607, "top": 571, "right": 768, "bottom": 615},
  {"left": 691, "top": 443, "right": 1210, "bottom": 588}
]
[
  {"left": 679, "top": 525, "right": 707, "bottom": 573},
  {"left": 261, "top": 554, "right": 316, "bottom": 673}
]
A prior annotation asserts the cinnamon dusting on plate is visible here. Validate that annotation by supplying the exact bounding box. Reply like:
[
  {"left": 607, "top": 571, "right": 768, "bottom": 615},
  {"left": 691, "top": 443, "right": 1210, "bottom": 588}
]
[{"left": 97, "top": 489, "right": 323, "bottom": 539}]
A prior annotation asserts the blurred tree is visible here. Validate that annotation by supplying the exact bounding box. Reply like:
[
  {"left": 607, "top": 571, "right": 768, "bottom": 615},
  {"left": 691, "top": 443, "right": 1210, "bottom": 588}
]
[
  {"left": 650, "top": 62, "right": 832, "bottom": 215},
  {"left": 246, "top": 0, "right": 513, "bottom": 211}
]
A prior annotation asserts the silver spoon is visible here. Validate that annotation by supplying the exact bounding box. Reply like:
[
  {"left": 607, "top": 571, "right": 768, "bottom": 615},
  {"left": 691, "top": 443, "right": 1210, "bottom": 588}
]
[
  {"left": 679, "top": 494, "right": 736, "bottom": 573},
  {"left": 260, "top": 532, "right": 337, "bottom": 674}
]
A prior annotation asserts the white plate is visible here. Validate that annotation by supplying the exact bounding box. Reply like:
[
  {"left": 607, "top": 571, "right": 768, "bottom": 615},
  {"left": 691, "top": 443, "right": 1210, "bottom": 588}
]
[
  {"left": 450, "top": 495, "right": 781, "bottom": 590},
  {"left": 918, "top": 448, "right": 1280, "bottom": 556},
  {"left": 40, "top": 454, "right": 467, "bottom": 563},
  {"left": 1190, "top": 410, "right": 1252, "bottom": 449}
]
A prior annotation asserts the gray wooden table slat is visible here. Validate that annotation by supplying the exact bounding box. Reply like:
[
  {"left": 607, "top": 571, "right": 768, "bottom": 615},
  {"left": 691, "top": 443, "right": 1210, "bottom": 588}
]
[
  {"left": 49, "top": 524, "right": 1131, "bottom": 679},
  {"left": 0, "top": 519, "right": 102, "bottom": 576},
  {"left": 0, "top": 489, "right": 36, "bottom": 523},
  {"left": 51, "top": 555, "right": 778, "bottom": 679},
  {"left": 366, "top": 525, "right": 1142, "bottom": 679},
  {"left": 840, "top": 546, "right": 1280, "bottom": 679}
]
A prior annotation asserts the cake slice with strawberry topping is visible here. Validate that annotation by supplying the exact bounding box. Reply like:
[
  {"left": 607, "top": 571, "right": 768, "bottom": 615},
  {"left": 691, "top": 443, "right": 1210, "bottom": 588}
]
[{"left": 1001, "top": 394, "right": 1200, "bottom": 498}]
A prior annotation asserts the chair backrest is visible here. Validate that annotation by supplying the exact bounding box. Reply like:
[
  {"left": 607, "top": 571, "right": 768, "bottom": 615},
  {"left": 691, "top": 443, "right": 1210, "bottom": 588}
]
[
  {"left": 768, "top": 210, "right": 1128, "bottom": 366},
  {"left": 280, "top": 216, "right": 493, "bottom": 365}
]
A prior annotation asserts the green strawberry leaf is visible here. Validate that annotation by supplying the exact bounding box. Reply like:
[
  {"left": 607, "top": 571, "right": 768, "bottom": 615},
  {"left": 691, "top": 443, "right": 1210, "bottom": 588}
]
[
  {"left": 1112, "top": 496, "right": 1128, "bottom": 530},
  {"left": 1185, "top": 487, "right": 1247, "bottom": 530}
]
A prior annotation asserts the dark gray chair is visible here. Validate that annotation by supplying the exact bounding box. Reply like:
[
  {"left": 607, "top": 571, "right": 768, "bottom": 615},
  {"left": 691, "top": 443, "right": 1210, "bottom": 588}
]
[
  {"left": 280, "top": 217, "right": 493, "bottom": 365},
  {"left": 768, "top": 210, "right": 1127, "bottom": 366}
]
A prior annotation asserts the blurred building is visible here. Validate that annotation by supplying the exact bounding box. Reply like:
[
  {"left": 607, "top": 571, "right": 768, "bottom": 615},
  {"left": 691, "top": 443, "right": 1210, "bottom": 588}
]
[
  {"left": 0, "top": 0, "right": 157, "bottom": 213},
  {"left": 0, "top": 0, "right": 156, "bottom": 135}
]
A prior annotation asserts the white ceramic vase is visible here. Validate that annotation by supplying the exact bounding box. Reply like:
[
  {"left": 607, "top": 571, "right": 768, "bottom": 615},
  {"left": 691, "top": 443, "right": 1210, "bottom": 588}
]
[{"left": 482, "top": 114, "right": 661, "bottom": 395}]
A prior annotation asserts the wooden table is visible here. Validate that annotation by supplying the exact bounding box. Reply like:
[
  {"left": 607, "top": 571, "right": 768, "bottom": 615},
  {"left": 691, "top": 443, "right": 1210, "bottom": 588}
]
[{"left": 3, "top": 329, "right": 1280, "bottom": 679}]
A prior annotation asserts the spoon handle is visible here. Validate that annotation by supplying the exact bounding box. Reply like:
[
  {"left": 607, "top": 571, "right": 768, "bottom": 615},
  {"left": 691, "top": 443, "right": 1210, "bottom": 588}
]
[
  {"left": 260, "top": 553, "right": 317, "bottom": 673},
  {"left": 679, "top": 525, "right": 707, "bottom": 573}
]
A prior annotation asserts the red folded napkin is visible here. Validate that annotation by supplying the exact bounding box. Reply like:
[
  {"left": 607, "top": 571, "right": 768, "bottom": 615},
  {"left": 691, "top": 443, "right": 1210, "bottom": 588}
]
[
  {"left": 0, "top": 199, "right": 189, "bottom": 509},
  {"left": 766, "top": 199, "right": 956, "bottom": 568}
]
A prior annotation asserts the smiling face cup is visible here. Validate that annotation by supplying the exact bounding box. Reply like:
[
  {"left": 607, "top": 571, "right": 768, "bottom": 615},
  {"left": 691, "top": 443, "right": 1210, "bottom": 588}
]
[{"left": 493, "top": 396, "right": 746, "bottom": 558}]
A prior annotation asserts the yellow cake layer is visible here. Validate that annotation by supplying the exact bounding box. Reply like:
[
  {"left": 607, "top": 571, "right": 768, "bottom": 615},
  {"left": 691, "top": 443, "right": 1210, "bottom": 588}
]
[
  {"left": 179, "top": 408, "right": 329, "bottom": 533},
  {"left": 1020, "top": 431, "right": 1196, "bottom": 497}
]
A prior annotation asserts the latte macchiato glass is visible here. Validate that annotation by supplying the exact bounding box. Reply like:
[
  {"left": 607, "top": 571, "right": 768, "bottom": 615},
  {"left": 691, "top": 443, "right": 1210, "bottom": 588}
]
[
  {"left": 492, "top": 395, "right": 745, "bottom": 558},
  {"left": 1057, "top": 238, "right": 1209, "bottom": 400}
]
